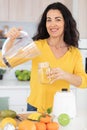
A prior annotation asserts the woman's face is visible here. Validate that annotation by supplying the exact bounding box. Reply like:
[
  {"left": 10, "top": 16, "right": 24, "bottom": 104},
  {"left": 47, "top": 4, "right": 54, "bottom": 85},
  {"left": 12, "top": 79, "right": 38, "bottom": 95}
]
[{"left": 46, "top": 9, "right": 65, "bottom": 38}]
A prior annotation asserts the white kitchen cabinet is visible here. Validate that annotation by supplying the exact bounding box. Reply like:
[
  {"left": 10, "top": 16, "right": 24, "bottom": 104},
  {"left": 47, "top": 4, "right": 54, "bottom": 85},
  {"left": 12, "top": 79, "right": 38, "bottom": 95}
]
[
  {"left": 0, "top": 0, "right": 73, "bottom": 22},
  {"left": 0, "top": 0, "right": 48, "bottom": 22},
  {"left": 9, "top": 0, "right": 38, "bottom": 22},
  {"left": 0, "top": 0, "right": 9, "bottom": 21},
  {"left": 0, "top": 80, "right": 30, "bottom": 113},
  {"left": 0, "top": 88, "right": 30, "bottom": 113},
  {"left": 0, "top": 0, "right": 38, "bottom": 22}
]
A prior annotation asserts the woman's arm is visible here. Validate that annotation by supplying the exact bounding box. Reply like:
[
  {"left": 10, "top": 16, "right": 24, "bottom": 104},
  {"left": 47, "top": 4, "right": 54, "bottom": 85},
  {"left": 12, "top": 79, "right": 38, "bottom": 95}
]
[{"left": 48, "top": 68, "right": 82, "bottom": 87}]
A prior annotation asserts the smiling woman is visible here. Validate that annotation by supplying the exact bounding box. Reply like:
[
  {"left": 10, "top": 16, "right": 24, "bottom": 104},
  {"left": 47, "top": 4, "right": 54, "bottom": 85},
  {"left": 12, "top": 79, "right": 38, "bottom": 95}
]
[{"left": 0, "top": 2, "right": 87, "bottom": 113}]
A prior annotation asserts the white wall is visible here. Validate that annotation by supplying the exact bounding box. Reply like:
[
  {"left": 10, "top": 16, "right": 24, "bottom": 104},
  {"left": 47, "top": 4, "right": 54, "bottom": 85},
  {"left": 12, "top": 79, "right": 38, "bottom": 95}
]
[
  {"left": 76, "top": 88, "right": 87, "bottom": 113},
  {"left": 72, "top": 0, "right": 87, "bottom": 38}
]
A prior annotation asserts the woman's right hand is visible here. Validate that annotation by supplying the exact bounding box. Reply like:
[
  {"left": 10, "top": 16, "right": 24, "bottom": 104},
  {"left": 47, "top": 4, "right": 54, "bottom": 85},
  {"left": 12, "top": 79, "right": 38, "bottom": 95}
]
[
  {"left": 3, "top": 27, "right": 22, "bottom": 52},
  {"left": 5, "top": 27, "right": 21, "bottom": 40}
]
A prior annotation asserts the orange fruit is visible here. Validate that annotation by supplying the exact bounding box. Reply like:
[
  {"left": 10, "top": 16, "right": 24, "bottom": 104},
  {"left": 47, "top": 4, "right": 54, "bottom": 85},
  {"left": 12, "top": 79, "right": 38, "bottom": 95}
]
[
  {"left": 46, "top": 122, "right": 59, "bottom": 130},
  {"left": 35, "top": 122, "right": 46, "bottom": 130},
  {"left": 40, "top": 115, "right": 52, "bottom": 123},
  {"left": 18, "top": 120, "right": 36, "bottom": 130}
]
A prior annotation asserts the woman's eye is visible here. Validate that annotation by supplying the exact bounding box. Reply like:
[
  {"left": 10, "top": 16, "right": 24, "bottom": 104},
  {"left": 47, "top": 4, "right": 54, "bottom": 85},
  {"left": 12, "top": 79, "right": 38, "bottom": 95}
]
[
  {"left": 46, "top": 19, "right": 51, "bottom": 22},
  {"left": 56, "top": 18, "right": 61, "bottom": 21}
]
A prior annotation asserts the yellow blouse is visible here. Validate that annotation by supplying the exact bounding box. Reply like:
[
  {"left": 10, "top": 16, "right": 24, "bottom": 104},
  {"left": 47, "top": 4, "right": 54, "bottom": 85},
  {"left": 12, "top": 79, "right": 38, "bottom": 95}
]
[{"left": 0, "top": 39, "right": 87, "bottom": 112}]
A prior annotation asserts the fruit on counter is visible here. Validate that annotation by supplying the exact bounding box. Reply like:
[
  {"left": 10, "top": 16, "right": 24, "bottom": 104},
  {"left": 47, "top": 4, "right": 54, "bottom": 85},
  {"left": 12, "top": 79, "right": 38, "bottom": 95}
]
[
  {"left": 58, "top": 113, "right": 70, "bottom": 126},
  {"left": 0, "top": 117, "right": 17, "bottom": 129},
  {"left": 15, "top": 69, "right": 31, "bottom": 81},
  {"left": 18, "top": 118, "right": 59, "bottom": 130},
  {"left": 15, "top": 70, "right": 21, "bottom": 77},
  {"left": 27, "top": 112, "right": 52, "bottom": 123},
  {"left": 46, "top": 107, "right": 52, "bottom": 114},
  {"left": 40, "top": 114, "right": 52, "bottom": 123},
  {"left": 27, "top": 112, "right": 42, "bottom": 121},
  {"left": 46, "top": 122, "right": 59, "bottom": 130},
  {"left": 35, "top": 122, "right": 46, "bottom": 130},
  {"left": 0, "top": 109, "right": 16, "bottom": 118},
  {"left": 0, "top": 112, "right": 60, "bottom": 130},
  {"left": 18, "top": 120, "right": 36, "bottom": 130}
]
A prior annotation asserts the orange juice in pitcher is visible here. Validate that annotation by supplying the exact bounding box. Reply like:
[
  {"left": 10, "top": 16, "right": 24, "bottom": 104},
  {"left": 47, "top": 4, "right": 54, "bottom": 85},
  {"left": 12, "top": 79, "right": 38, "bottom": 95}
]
[{"left": 2, "top": 31, "right": 40, "bottom": 68}]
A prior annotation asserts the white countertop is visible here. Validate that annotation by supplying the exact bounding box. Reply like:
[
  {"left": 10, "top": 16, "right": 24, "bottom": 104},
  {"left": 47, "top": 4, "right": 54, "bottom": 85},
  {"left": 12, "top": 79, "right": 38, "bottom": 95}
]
[
  {"left": 0, "top": 79, "right": 29, "bottom": 89},
  {"left": 53, "top": 110, "right": 87, "bottom": 130}
]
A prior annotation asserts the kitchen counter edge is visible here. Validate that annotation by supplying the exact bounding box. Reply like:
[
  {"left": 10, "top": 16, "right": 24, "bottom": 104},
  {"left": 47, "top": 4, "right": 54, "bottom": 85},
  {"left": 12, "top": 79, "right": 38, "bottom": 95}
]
[{"left": 0, "top": 79, "right": 30, "bottom": 89}]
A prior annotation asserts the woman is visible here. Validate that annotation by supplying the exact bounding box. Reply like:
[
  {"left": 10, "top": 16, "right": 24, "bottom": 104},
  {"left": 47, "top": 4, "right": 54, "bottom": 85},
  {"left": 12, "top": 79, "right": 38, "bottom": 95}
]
[{"left": 0, "top": 2, "right": 87, "bottom": 112}]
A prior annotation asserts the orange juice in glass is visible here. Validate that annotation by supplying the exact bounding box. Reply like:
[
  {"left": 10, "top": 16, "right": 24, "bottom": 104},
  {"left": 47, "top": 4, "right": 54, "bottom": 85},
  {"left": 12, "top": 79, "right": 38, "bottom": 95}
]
[{"left": 38, "top": 62, "right": 51, "bottom": 84}]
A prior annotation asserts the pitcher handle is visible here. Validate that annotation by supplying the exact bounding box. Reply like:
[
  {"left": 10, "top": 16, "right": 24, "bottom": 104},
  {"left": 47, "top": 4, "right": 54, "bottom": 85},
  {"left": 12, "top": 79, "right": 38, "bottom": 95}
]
[{"left": 2, "top": 31, "right": 28, "bottom": 56}]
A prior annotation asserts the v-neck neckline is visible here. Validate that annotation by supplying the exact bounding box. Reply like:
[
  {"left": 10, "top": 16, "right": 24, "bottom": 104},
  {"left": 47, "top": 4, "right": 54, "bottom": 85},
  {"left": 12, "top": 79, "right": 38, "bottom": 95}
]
[{"left": 44, "top": 39, "right": 71, "bottom": 60}]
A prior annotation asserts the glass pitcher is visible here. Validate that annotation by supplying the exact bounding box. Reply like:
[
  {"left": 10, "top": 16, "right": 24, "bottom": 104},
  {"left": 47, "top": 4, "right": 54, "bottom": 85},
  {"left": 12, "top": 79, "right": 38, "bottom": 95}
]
[{"left": 2, "top": 31, "right": 40, "bottom": 68}]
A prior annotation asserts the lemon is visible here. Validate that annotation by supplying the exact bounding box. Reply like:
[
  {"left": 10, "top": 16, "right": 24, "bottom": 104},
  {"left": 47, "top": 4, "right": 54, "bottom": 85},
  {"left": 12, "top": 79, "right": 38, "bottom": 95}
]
[{"left": 0, "top": 117, "right": 17, "bottom": 129}]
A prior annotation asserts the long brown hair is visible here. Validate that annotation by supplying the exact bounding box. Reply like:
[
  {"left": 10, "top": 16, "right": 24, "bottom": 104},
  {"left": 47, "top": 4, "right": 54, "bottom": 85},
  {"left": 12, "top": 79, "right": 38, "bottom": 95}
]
[{"left": 32, "top": 2, "right": 79, "bottom": 47}]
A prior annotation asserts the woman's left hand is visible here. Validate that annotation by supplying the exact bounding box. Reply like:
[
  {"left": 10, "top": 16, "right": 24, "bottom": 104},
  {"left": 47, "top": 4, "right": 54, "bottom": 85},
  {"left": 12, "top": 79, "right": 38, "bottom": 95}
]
[
  {"left": 47, "top": 68, "right": 66, "bottom": 84},
  {"left": 47, "top": 68, "right": 82, "bottom": 86}
]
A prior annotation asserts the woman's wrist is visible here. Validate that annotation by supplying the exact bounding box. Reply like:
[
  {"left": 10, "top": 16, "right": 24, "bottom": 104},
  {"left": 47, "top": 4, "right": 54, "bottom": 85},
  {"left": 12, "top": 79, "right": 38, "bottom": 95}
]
[{"left": 64, "top": 72, "right": 82, "bottom": 87}]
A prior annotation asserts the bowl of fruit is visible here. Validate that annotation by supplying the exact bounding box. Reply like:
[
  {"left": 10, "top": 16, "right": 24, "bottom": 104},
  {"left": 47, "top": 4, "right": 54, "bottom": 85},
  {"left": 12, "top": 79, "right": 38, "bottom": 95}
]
[{"left": 15, "top": 70, "right": 31, "bottom": 81}]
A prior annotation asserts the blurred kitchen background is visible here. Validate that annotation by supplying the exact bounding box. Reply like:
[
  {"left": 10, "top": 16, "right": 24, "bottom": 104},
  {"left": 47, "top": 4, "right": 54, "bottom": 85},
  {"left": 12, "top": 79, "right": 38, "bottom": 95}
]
[{"left": 0, "top": 0, "right": 87, "bottom": 115}]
